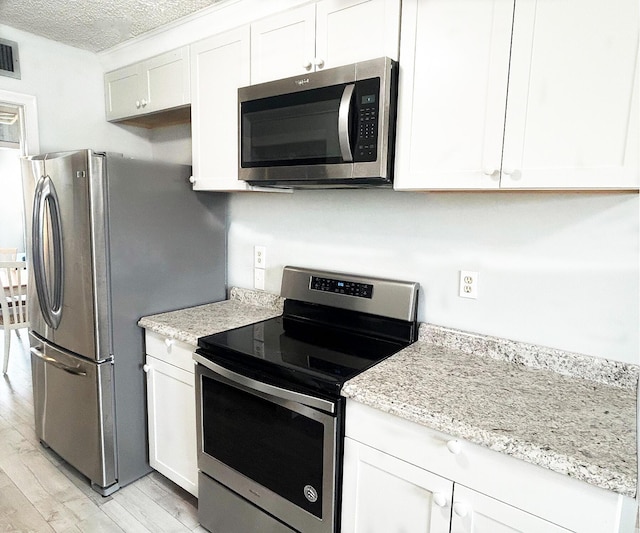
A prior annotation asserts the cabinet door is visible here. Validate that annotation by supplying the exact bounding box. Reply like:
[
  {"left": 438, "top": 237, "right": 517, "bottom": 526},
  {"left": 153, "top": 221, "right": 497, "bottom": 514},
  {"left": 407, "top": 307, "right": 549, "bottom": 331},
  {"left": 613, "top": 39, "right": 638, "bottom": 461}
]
[
  {"left": 394, "top": 0, "right": 513, "bottom": 190},
  {"left": 190, "top": 27, "right": 254, "bottom": 191},
  {"left": 315, "top": 0, "right": 400, "bottom": 69},
  {"left": 502, "top": 0, "right": 639, "bottom": 189},
  {"left": 104, "top": 63, "right": 142, "bottom": 120},
  {"left": 450, "top": 485, "right": 570, "bottom": 533},
  {"left": 342, "top": 438, "right": 452, "bottom": 533},
  {"left": 144, "top": 47, "right": 190, "bottom": 114},
  {"left": 145, "top": 355, "right": 198, "bottom": 497},
  {"left": 251, "top": 4, "right": 316, "bottom": 84}
]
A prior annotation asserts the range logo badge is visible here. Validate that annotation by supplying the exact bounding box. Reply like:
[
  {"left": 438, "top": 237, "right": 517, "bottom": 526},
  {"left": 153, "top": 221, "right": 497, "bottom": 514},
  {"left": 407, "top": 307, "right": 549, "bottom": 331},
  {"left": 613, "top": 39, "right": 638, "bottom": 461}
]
[
  {"left": 295, "top": 78, "right": 310, "bottom": 87},
  {"left": 303, "top": 484, "right": 318, "bottom": 503}
]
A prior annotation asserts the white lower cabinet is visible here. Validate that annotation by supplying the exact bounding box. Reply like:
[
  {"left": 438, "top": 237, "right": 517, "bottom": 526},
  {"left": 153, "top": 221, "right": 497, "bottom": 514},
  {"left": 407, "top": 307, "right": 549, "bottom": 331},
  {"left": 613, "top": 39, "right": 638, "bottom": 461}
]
[
  {"left": 342, "top": 438, "right": 453, "bottom": 532},
  {"left": 143, "top": 331, "right": 198, "bottom": 496},
  {"left": 450, "top": 485, "right": 569, "bottom": 533},
  {"left": 342, "top": 401, "right": 635, "bottom": 533}
]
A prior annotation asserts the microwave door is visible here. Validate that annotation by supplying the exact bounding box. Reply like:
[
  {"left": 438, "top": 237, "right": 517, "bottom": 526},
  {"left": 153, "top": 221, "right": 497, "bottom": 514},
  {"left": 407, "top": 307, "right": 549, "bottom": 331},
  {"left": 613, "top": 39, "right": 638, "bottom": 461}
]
[{"left": 240, "top": 84, "right": 352, "bottom": 173}]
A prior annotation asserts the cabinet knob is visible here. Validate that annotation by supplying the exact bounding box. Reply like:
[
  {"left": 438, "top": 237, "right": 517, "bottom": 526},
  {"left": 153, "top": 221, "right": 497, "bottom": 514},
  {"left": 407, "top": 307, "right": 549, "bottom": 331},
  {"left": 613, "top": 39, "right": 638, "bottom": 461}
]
[
  {"left": 164, "top": 338, "right": 175, "bottom": 349},
  {"left": 313, "top": 57, "right": 325, "bottom": 69},
  {"left": 140, "top": 99, "right": 148, "bottom": 108},
  {"left": 143, "top": 364, "right": 150, "bottom": 373},
  {"left": 135, "top": 100, "right": 141, "bottom": 109},
  {"left": 189, "top": 176, "right": 196, "bottom": 184},
  {"left": 482, "top": 168, "right": 499, "bottom": 177},
  {"left": 453, "top": 502, "right": 469, "bottom": 518},
  {"left": 502, "top": 168, "right": 521, "bottom": 179},
  {"left": 302, "top": 60, "right": 313, "bottom": 70},
  {"left": 433, "top": 492, "right": 447, "bottom": 507},
  {"left": 446, "top": 439, "right": 462, "bottom": 455}
]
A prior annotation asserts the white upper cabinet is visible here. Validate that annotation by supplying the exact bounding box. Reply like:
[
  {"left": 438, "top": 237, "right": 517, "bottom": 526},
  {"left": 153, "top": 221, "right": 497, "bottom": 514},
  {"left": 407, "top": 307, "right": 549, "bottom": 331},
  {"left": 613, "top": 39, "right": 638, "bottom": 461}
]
[
  {"left": 394, "top": 0, "right": 513, "bottom": 189},
  {"left": 105, "top": 47, "right": 190, "bottom": 123},
  {"left": 251, "top": 4, "right": 317, "bottom": 84},
  {"left": 190, "top": 26, "right": 254, "bottom": 191},
  {"left": 315, "top": 0, "right": 401, "bottom": 70},
  {"left": 394, "top": 0, "right": 640, "bottom": 191},
  {"left": 502, "top": 0, "right": 639, "bottom": 189},
  {"left": 251, "top": 0, "right": 401, "bottom": 84}
]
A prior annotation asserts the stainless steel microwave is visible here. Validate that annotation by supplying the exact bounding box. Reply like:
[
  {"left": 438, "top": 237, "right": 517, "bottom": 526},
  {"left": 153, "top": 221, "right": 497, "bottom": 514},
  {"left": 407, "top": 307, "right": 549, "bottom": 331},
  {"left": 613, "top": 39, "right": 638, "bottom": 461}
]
[{"left": 238, "top": 57, "right": 398, "bottom": 188}]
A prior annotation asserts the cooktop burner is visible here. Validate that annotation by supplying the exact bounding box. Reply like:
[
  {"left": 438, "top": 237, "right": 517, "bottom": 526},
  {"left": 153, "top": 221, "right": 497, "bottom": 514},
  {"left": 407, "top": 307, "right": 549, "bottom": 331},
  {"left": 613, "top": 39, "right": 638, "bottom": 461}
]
[{"left": 197, "top": 266, "right": 420, "bottom": 399}]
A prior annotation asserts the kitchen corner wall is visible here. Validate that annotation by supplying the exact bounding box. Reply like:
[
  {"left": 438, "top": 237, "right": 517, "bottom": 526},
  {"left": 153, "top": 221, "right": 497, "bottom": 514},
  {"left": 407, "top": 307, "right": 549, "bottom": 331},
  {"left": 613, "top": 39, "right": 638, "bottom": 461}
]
[
  {"left": 227, "top": 189, "right": 639, "bottom": 365},
  {"left": 0, "top": 24, "right": 152, "bottom": 156}
]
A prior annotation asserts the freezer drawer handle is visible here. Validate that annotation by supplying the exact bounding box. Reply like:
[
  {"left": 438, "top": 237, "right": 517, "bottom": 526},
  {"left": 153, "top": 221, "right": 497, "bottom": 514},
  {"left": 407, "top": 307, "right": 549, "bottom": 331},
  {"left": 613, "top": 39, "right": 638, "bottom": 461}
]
[{"left": 30, "top": 348, "right": 88, "bottom": 376}]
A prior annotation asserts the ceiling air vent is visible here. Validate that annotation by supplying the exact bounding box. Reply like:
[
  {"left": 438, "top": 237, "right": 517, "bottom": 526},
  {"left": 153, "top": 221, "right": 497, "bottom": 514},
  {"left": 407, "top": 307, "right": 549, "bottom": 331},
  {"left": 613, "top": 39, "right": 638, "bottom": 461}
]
[{"left": 0, "top": 38, "right": 20, "bottom": 79}]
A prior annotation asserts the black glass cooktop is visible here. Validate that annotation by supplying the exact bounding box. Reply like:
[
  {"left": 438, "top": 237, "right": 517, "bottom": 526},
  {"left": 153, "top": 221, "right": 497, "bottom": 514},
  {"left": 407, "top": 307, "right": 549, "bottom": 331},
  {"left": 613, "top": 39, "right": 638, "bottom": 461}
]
[{"left": 197, "top": 314, "right": 412, "bottom": 399}]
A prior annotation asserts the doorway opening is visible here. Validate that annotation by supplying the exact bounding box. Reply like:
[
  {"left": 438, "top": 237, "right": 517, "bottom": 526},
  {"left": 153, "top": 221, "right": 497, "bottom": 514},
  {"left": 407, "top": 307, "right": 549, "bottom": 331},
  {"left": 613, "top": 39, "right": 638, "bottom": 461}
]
[{"left": 0, "top": 90, "right": 39, "bottom": 259}]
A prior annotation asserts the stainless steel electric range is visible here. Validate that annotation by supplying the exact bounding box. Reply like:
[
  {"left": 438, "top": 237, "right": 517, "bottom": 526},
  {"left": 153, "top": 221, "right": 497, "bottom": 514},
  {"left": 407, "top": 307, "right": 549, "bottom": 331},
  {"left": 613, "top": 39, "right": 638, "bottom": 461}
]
[{"left": 194, "top": 266, "right": 419, "bottom": 533}]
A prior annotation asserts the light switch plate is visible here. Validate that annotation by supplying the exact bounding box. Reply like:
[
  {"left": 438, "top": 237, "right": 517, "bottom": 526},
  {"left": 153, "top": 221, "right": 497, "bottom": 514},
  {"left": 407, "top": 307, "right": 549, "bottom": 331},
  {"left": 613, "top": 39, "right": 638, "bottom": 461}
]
[{"left": 254, "top": 268, "right": 265, "bottom": 290}]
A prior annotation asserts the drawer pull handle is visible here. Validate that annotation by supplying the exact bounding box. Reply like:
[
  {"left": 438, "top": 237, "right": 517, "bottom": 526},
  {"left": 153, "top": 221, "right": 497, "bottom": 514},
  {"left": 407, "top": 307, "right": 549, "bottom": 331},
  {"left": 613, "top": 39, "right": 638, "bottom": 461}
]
[
  {"left": 433, "top": 492, "right": 447, "bottom": 507},
  {"left": 143, "top": 364, "right": 151, "bottom": 373},
  {"left": 164, "top": 338, "right": 175, "bottom": 348},
  {"left": 446, "top": 439, "right": 462, "bottom": 455},
  {"left": 453, "top": 502, "right": 469, "bottom": 518}
]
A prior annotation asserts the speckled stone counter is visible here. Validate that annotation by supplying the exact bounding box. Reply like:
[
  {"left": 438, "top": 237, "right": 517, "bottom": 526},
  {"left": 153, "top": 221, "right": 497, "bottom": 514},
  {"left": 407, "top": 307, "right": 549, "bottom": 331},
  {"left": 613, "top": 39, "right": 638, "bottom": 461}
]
[
  {"left": 342, "top": 324, "right": 638, "bottom": 498},
  {"left": 138, "top": 287, "right": 284, "bottom": 346}
]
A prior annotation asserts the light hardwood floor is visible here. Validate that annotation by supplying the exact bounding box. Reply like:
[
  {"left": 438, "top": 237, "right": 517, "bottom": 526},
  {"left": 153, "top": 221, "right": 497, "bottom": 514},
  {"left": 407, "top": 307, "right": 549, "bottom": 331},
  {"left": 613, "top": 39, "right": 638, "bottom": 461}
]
[{"left": 0, "top": 329, "right": 205, "bottom": 533}]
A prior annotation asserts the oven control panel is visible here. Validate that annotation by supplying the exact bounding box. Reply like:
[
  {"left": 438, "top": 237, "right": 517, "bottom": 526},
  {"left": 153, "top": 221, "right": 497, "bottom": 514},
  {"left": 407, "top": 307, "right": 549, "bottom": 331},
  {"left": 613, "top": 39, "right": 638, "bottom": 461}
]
[{"left": 310, "top": 275, "right": 373, "bottom": 299}]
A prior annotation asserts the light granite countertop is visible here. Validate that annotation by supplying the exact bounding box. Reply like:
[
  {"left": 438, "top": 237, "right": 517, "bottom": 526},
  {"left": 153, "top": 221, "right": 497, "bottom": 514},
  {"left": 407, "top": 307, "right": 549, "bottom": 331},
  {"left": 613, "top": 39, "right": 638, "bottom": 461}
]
[
  {"left": 138, "top": 287, "right": 284, "bottom": 346},
  {"left": 343, "top": 323, "right": 638, "bottom": 498},
  {"left": 138, "top": 289, "right": 637, "bottom": 497}
]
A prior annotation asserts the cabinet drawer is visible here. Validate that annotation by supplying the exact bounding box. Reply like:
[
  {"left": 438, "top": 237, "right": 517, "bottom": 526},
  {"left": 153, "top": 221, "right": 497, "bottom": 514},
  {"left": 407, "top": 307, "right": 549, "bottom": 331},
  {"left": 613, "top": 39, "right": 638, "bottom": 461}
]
[
  {"left": 345, "top": 400, "right": 629, "bottom": 533},
  {"left": 144, "top": 330, "right": 195, "bottom": 373}
]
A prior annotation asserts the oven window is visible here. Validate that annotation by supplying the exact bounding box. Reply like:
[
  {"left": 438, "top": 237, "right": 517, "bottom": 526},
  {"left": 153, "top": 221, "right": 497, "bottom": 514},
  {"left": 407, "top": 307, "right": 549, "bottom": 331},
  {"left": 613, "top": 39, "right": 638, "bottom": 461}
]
[
  {"left": 241, "top": 84, "right": 346, "bottom": 168},
  {"left": 202, "top": 376, "right": 325, "bottom": 518}
]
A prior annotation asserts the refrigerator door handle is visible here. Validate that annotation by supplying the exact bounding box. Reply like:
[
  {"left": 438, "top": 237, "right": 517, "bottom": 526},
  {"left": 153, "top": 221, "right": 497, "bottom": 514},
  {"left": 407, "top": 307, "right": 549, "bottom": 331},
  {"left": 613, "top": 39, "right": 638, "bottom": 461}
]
[
  {"left": 30, "top": 347, "right": 88, "bottom": 376},
  {"left": 32, "top": 175, "right": 65, "bottom": 329}
]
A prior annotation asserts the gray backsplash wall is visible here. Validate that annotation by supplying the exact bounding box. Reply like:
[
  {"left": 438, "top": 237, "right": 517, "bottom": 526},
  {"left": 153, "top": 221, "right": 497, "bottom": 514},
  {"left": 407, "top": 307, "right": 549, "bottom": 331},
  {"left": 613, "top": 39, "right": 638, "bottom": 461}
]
[{"left": 227, "top": 189, "right": 639, "bottom": 365}]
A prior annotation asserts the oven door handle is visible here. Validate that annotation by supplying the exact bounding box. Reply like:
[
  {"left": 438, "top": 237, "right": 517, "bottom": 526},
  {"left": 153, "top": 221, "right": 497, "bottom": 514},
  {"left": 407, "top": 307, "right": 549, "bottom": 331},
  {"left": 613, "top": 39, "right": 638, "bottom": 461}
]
[{"left": 193, "top": 353, "right": 335, "bottom": 414}]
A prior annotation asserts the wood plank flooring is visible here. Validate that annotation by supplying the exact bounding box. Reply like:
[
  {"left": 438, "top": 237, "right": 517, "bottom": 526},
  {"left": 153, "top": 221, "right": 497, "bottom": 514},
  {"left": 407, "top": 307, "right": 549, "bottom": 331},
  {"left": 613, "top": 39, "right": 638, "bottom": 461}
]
[{"left": 0, "top": 329, "right": 205, "bottom": 533}]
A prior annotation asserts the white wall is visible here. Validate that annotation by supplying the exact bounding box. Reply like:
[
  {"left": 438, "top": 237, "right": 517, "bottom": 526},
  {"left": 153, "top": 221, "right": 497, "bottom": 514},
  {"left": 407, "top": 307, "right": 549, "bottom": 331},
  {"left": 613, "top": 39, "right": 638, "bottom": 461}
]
[
  {"left": 0, "top": 24, "right": 152, "bottom": 157},
  {"left": 0, "top": 148, "right": 24, "bottom": 250},
  {"left": 228, "top": 190, "right": 639, "bottom": 365}
]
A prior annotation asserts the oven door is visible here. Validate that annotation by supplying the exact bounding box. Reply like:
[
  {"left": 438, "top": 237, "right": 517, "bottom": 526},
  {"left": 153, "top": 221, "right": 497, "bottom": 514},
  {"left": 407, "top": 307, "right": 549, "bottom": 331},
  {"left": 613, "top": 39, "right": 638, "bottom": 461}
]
[{"left": 194, "top": 354, "right": 340, "bottom": 533}]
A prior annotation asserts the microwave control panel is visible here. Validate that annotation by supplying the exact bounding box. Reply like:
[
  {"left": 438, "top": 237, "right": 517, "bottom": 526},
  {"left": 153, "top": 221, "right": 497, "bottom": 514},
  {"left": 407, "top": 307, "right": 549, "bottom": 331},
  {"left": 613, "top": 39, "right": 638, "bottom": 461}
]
[{"left": 354, "top": 77, "right": 381, "bottom": 162}]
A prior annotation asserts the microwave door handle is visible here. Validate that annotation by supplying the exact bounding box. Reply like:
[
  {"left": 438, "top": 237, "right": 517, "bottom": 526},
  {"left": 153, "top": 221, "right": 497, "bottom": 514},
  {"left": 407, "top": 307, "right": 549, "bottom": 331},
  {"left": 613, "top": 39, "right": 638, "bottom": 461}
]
[{"left": 338, "top": 84, "right": 355, "bottom": 162}]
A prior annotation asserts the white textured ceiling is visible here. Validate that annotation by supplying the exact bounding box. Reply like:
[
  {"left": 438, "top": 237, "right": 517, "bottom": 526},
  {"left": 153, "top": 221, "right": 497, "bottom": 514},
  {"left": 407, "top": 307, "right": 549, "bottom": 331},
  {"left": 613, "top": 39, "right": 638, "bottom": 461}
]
[{"left": 0, "top": 0, "right": 227, "bottom": 52}]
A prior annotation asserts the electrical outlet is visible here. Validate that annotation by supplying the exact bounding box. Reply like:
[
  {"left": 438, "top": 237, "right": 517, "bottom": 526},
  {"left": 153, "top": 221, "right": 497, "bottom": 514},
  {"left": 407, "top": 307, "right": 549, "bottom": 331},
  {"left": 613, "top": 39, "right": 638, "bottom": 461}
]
[
  {"left": 459, "top": 270, "right": 478, "bottom": 299},
  {"left": 254, "top": 245, "right": 266, "bottom": 269},
  {"left": 254, "top": 268, "right": 265, "bottom": 290}
]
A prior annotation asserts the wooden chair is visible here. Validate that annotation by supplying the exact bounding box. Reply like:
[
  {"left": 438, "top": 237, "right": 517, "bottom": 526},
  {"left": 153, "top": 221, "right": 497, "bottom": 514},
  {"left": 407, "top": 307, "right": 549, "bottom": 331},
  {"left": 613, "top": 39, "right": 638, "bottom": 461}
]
[
  {"left": 0, "top": 261, "right": 28, "bottom": 374},
  {"left": 0, "top": 248, "right": 17, "bottom": 261}
]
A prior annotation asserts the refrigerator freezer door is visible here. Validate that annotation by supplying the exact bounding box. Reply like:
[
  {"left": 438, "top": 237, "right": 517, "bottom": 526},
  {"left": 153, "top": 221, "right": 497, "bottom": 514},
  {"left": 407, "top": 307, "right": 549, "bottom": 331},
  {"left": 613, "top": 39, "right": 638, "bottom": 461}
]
[
  {"left": 30, "top": 333, "right": 118, "bottom": 494},
  {"left": 23, "top": 151, "right": 106, "bottom": 361}
]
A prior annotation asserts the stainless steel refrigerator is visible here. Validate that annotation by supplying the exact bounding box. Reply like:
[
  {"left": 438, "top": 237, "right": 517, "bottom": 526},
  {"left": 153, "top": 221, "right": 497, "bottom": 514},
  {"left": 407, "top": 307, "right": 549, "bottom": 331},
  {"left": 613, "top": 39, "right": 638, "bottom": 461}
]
[{"left": 21, "top": 150, "right": 226, "bottom": 496}]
